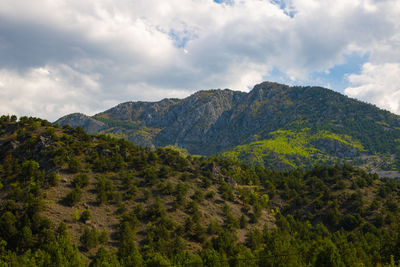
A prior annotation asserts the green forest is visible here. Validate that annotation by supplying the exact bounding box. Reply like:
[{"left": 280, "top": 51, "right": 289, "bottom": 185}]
[{"left": 2, "top": 115, "right": 400, "bottom": 266}]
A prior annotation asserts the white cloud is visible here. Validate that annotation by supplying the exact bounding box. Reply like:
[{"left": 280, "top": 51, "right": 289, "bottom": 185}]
[
  {"left": 0, "top": 0, "right": 399, "bottom": 119},
  {"left": 0, "top": 65, "right": 106, "bottom": 120},
  {"left": 345, "top": 63, "right": 400, "bottom": 114}
]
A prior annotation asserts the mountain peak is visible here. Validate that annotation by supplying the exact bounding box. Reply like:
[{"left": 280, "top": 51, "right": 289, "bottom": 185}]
[
  {"left": 55, "top": 81, "right": 400, "bottom": 172},
  {"left": 252, "top": 81, "right": 288, "bottom": 89}
]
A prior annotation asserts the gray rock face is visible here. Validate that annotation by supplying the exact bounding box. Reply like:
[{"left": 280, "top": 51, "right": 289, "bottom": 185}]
[
  {"left": 55, "top": 113, "right": 106, "bottom": 133},
  {"left": 97, "top": 98, "right": 180, "bottom": 124},
  {"left": 152, "top": 89, "right": 246, "bottom": 154},
  {"left": 54, "top": 81, "right": 400, "bottom": 166}
]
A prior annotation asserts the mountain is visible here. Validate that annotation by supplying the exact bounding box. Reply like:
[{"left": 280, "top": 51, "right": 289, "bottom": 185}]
[
  {"left": 55, "top": 113, "right": 107, "bottom": 133},
  {"left": 2, "top": 115, "right": 400, "bottom": 266},
  {"left": 56, "top": 82, "right": 400, "bottom": 173}
]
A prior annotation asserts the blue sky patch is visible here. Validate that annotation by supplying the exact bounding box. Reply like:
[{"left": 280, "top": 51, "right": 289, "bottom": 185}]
[
  {"left": 262, "top": 53, "right": 368, "bottom": 93},
  {"left": 270, "top": 0, "right": 296, "bottom": 18},
  {"left": 213, "top": 0, "right": 234, "bottom": 5},
  {"left": 310, "top": 53, "right": 369, "bottom": 93}
]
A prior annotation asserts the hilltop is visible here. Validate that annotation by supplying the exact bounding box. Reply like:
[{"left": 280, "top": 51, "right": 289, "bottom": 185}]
[{"left": 2, "top": 115, "right": 400, "bottom": 265}]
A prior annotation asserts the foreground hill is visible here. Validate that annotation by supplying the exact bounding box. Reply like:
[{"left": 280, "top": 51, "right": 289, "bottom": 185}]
[
  {"left": 3, "top": 115, "right": 400, "bottom": 266},
  {"left": 56, "top": 82, "right": 400, "bottom": 173}
]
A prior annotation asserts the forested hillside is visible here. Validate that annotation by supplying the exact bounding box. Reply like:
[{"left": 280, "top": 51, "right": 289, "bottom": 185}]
[
  {"left": 2, "top": 115, "right": 400, "bottom": 266},
  {"left": 56, "top": 82, "right": 400, "bottom": 173}
]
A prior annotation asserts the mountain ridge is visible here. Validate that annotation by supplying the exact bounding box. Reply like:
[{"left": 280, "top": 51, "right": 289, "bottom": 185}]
[{"left": 55, "top": 81, "right": 400, "bottom": 172}]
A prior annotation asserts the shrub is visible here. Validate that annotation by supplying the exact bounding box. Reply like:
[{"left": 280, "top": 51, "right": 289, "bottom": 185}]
[
  {"left": 175, "top": 182, "right": 188, "bottom": 206},
  {"left": 73, "top": 173, "right": 89, "bottom": 188},
  {"left": 339, "top": 214, "right": 361, "bottom": 231},
  {"left": 96, "top": 176, "right": 115, "bottom": 204},
  {"left": 80, "top": 209, "right": 92, "bottom": 222},
  {"left": 260, "top": 194, "right": 269, "bottom": 208},
  {"left": 205, "top": 191, "right": 215, "bottom": 200},
  {"left": 21, "top": 160, "right": 40, "bottom": 179},
  {"left": 0, "top": 211, "right": 17, "bottom": 240},
  {"left": 80, "top": 227, "right": 109, "bottom": 251},
  {"left": 159, "top": 182, "right": 173, "bottom": 195},
  {"left": 143, "top": 167, "right": 158, "bottom": 184},
  {"left": 219, "top": 182, "right": 234, "bottom": 201},
  {"left": 386, "top": 199, "right": 399, "bottom": 212},
  {"left": 192, "top": 190, "right": 204, "bottom": 202},
  {"left": 68, "top": 158, "right": 82, "bottom": 173},
  {"left": 80, "top": 227, "right": 98, "bottom": 251},
  {"left": 47, "top": 172, "right": 61, "bottom": 186},
  {"left": 72, "top": 209, "right": 80, "bottom": 221},
  {"left": 143, "top": 189, "right": 152, "bottom": 200},
  {"left": 64, "top": 187, "right": 83, "bottom": 206},
  {"left": 158, "top": 166, "right": 171, "bottom": 179}
]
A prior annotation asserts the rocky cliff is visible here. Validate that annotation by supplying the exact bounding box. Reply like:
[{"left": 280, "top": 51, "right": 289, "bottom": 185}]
[
  {"left": 55, "top": 113, "right": 106, "bottom": 133},
  {"left": 55, "top": 82, "right": 400, "bottom": 171}
]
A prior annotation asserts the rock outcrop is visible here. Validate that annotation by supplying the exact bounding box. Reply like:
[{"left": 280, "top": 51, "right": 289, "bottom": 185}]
[
  {"left": 55, "top": 113, "right": 106, "bottom": 133},
  {"left": 55, "top": 81, "right": 400, "bottom": 170}
]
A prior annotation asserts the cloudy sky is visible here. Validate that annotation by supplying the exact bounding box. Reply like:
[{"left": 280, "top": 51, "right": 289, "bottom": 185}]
[{"left": 0, "top": 0, "right": 400, "bottom": 121}]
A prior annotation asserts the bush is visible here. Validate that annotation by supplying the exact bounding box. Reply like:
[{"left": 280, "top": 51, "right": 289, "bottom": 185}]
[
  {"left": 192, "top": 190, "right": 204, "bottom": 202},
  {"left": 80, "top": 227, "right": 108, "bottom": 251},
  {"left": 73, "top": 173, "right": 89, "bottom": 188},
  {"left": 207, "top": 221, "right": 222, "bottom": 235},
  {"left": 158, "top": 166, "right": 171, "bottom": 179},
  {"left": 80, "top": 209, "right": 92, "bottom": 222},
  {"left": 175, "top": 182, "right": 188, "bottom": 206},
  {"left": 21, "top": 160, "right": 40, "bottom": 180},
  {"left": 313, "top": 240, "right": 344, "bottom": 267},
  {"left": 143, "top": 189, "right": 152, "bottom": 200},
  {"left": 159, "top": 182, "right": 173, "bottom": 195},
  {"left": 96, "top": 176, "right": 115, "bottom": 204},
  {"left": 98, "top": 231, "right": 109, "bottom": 244},
  {"left": 72, "top": 209, "right": 80, "bottom": 221},
  {"left": 219, "top": 182, "right": 234, "bottom": 201},
  {"left": 143, "top": 167, "right": 158, "bottom": 184},
  {"left": 90, "top": 247, "right": 121, "bottom": 267},
  {"left": 260, "top": 194, "right": 269, "bottom": 208},
  {"left": 68, "top": 158, "right": 82, "bottom": 173},
  {"left": 202, "top": 177, "right": 212, "bottom": 188},
  {"left": 205, "top": 191, "right": 215, "bottom": 200},
  {"left": 124, "top": 183, "right": 138, "bottom": 200},
  {"left": 0, "top": 211, "right": 17, "bottom": 240},
  {"left": 146, "top": 253, "right": 171, "bottom": 267},
  {"left": 251, "top": 202, "right": 262, "bottom": 223},
  {"left": 47, "top": 172, "right": 61, "bottom": 186},
  {"left": 386, "top": 200, "right": 399, "bottom": 212},
  {"left": 80, "top": 227, "right": 98, "bottom": 251},
  {"left": 64, "top": 187, "right": 83, "bottom": 206},
  {"left": 339, "top": 214, "right": 360, "bottom": 231}
]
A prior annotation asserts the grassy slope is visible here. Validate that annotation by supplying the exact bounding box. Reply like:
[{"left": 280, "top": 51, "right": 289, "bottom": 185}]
[{"left": 221, "top": 129, "right": 366, "bottom": 169}]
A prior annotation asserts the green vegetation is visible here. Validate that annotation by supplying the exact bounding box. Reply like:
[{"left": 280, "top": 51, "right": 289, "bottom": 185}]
[
  {"left": 163, "top": 145, "right": 190, "bottom": 157},
  {"left": 222, "top": 128, "right": 364, "bottom": 169},
  {"left": 2, "top": 115, "right": 400, "bottom": 266},
  {"left": 56, "top": 82, "right": 400, "bottom": 172}
]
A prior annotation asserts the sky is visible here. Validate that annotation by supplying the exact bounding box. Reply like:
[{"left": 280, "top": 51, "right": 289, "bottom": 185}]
[{"left": 0, "top": 0, "right": 400, "bottom": 121}]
